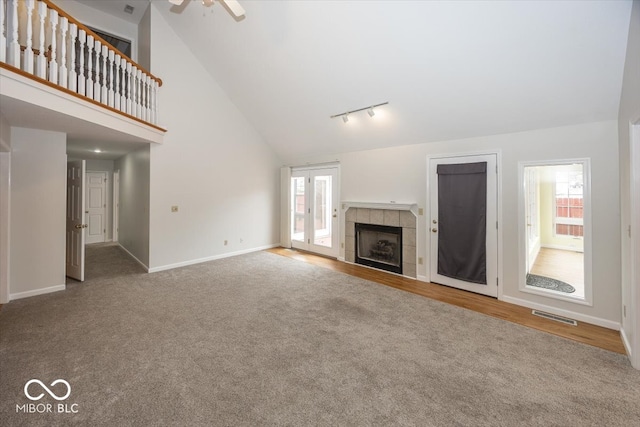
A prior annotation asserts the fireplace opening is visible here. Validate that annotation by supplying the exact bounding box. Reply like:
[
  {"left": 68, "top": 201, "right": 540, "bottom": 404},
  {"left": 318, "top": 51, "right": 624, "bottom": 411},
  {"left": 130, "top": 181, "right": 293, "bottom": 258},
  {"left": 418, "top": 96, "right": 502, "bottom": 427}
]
[{"left": 355, "top": 223, "right": 402, "bottom": 274}]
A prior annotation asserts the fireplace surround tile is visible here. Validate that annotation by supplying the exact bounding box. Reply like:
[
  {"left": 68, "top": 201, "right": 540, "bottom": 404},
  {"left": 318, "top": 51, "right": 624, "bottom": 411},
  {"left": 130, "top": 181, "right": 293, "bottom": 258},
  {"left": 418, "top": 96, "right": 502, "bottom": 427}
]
[
  {"left": 403, "top": 263, "right": 417, "bottom": 278},
  {"left": 369, "top": 209, "right": 384, "bottom": 225},
  {"left": 402, "top": 227, "right": 416, "bottom": 247},
  {"left": 346, "top": 221, "right": 355, "bottom": 237},
  {"left": 346, "top": 208, "right": 357, "bottom": 222},
  {"left": 400, "top": 210, "right": 417, "bottom": 228},
  {"left": 356, "top": 208, "right": 371, "bottom": 223},
  {"left": 383, "top": 210, "right": 400, "bottom": 227}
]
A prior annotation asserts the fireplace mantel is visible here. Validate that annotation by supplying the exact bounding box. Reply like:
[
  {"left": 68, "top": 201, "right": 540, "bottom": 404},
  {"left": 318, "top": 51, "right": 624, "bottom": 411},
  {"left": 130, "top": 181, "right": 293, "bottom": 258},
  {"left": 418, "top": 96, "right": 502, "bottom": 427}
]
[{"left": 341, "top": 201, "right": 418, "bottom": 215}]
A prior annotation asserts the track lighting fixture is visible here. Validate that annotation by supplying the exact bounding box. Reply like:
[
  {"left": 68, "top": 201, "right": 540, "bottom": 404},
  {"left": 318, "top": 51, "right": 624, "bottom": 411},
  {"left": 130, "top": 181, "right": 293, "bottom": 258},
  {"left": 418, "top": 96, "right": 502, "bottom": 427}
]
[{"left": 331, "top": 102, "right": 388, "bottom": 123}]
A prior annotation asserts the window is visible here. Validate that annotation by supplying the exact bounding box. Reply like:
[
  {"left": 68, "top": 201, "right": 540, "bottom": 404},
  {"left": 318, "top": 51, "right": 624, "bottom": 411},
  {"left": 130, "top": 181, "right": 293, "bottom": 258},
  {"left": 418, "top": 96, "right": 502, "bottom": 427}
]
[{"left": 554, "top": 169, "right": 583, "bottom": 237}]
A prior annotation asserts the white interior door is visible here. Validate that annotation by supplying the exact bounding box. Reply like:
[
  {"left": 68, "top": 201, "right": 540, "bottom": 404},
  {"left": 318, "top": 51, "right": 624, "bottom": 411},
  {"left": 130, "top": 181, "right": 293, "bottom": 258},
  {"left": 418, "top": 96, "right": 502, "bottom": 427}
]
[
  {"left": 66, "top": 160, "right": 86, "bottom": 281},
  {"left": 429, "top": 154, "right": 498, "bottom": 297},
  {"left": 85, "top": 172, "right": 106, "bottom": 244},
  {"left": 291, "top": 167, "right": 339, "bottom": 257}
]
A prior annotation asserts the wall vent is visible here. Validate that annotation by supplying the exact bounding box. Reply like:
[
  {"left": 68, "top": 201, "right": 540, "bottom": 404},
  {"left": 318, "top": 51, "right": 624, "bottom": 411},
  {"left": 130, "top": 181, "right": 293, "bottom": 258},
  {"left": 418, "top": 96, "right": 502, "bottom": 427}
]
[{"left": 532, "top": 310, "right": 578, "bottom": 326}]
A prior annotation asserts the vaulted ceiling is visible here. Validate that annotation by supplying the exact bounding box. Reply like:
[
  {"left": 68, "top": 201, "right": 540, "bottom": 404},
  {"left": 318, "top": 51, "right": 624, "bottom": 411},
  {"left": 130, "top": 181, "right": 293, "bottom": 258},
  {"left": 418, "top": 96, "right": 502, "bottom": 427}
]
[{"left": 77, "top": 0, "right": 633, "bottom": 161}]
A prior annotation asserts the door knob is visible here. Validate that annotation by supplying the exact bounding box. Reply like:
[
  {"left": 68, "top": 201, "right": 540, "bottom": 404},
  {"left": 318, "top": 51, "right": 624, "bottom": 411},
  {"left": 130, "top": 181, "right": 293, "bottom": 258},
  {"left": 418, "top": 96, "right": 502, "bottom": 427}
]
[
  {"left": 432, "top": 220, "right": 438, "bottom": 224},
  {"left": 432, "top": 228, "right": 438, "bottom": 233},
  {"left": 332, "top": 214, "right": 337, "bottom": 218},
  {"left": 75, "top": 224, "right": 82, "bottom": 229}
]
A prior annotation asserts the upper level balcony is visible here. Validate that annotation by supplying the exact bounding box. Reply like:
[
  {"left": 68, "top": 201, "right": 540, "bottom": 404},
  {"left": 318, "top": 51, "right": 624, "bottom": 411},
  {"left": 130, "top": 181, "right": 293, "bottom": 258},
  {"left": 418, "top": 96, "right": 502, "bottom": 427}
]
[{"left": 0, "top": 0, "right": 165, "bottom": 144}]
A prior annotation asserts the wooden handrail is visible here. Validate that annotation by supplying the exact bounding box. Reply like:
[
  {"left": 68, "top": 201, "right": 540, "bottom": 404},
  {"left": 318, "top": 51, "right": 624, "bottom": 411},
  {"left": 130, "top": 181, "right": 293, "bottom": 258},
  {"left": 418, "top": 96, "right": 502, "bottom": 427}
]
[{"left": 44, "top": 0, "right": 163, "bottom": 87}]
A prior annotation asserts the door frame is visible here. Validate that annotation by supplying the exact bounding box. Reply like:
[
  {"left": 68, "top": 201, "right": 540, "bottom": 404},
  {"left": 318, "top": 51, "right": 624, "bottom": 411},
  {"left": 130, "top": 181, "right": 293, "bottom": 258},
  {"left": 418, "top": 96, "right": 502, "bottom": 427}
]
[
  {"left": 629, "top": 120, "right": 640, "bottom": 369},
  {"left": 0, "top": 152, "right": 10, "bottom": 304},
  {"left": 113, "top": 169, "right": 120, "bottom": 243},
  {"left": 426, "top": 150, "right": 503, "bottom": 299},
  {"left": 289, "top": 163, "right": 341, "bottom": 258}
]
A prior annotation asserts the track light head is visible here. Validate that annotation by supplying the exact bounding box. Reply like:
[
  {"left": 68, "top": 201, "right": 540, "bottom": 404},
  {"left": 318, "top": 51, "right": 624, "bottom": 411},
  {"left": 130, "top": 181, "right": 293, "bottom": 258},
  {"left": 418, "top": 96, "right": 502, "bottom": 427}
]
[
  {"left": 367, "top": 107, "right": 375, "bottom": 117},
  {"left": 342, "top": 114, "right": 349, "bottom": 123}
]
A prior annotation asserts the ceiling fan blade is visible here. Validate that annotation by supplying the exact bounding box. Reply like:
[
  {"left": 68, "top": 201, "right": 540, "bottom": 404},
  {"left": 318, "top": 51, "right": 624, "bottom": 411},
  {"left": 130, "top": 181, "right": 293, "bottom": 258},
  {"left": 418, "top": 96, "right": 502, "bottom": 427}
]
[
  {"left": 222, "top": 0, "right": 245, "bottom": 18},
  {"left": 168, "top": 0, "right": 185, "bottom": 5}
]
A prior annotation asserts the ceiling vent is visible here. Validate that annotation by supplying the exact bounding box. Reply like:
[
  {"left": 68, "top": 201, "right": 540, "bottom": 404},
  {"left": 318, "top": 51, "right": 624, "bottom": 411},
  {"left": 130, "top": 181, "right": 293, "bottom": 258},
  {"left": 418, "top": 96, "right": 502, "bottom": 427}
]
[{"left": 124, "top": 5, "right": 135, "bottom": 14}]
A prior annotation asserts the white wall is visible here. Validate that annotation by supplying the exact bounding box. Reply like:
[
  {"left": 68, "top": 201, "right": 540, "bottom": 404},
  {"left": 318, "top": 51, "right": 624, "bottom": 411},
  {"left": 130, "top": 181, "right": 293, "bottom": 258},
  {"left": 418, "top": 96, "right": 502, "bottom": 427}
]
[
  {"left": 618, "top": 0, "right": 640, "bottom": 364},
  {"left": 9, "top": 128, "right": 67, "bottom": 299},
  {"left": 146, "top": 5, "right": 281, "bottom": 271},
  {"left": 0, "top": 115, "right": 9, "bottom": 303},
  {"left": 291, "top": 120, "right": 621, "bottom": 326},
  {"left": 114, "top": 147, "right": 150, "bottom": 268},
  {"left": 52, "top": 0, "right": 139, "bottom": 62}
]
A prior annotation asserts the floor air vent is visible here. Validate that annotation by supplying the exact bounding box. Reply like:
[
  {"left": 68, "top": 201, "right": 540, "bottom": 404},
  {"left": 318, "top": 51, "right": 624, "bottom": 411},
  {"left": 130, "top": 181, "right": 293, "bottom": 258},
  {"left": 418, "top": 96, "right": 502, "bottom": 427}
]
[{"left": 532, "top": 310, "right": 578, "bottom": 326}]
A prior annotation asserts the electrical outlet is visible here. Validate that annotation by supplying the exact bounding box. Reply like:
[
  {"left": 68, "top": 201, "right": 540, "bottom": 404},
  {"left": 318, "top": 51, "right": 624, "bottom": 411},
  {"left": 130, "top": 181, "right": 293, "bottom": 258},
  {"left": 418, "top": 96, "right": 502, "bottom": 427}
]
[
  {"left": 171, "top": 206, "right": 178, "bottom": 212},
  {"left": 418, "top": 257, "right": 423, "bottom": 265},
  {"left": 418, "top": 208, "right": 424, "bottom": 216},
  {"left": 224, "top": 240, "right": 228, "bottom": 246}
]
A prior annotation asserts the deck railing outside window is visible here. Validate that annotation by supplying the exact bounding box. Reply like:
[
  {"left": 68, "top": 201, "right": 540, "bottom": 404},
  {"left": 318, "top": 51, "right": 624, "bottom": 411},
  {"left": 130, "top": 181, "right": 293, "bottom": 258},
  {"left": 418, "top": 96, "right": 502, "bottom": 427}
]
[{"left": 0, "top": 0, "right": 162, "bottom": 126}]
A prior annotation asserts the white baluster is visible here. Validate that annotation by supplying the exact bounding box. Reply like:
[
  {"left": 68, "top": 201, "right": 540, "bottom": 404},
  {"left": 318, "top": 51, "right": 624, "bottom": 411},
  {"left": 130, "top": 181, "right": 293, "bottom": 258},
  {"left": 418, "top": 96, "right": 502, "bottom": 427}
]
[
  {"left": 35, "top": 1, "right": 47, "bottom": 78},
  {"left": 7, "top": 0, "right": 20, "bottom": 67},
  {"left": 48, "top": 9, "right": 58, "bottom": 84},
  {"left": 101, "top": 45, "right": 108, "bottom": 103},
  {"left": 0, "top": 0, "right": 6, "bottom": 63},
  {"left": 68, "top": 23, "right": 77, "bottom": 92},
  {"left": 108, "top": 50, "right": 115, "bottom": 107},
  {"left": 58, "top": 16, "right": 68, "bottom": 88},
  {"left": 114, "top": 54, "right": 122, "bottom": 111},
  {"left": 93, "top": 39, "right": 102, "bottom": 101},
  {"left": 145, "top": 75, "right": 152, "bottom": 122},
  {"left": 77, "top": 29, "right": 86, "bottom": 95},
  {"left": 23, "top": 0, "right": 35, "bottom": 73},
  {"left": 136, "top": 69, "right": 143, "bottom": 118},
  {"left": 126, "top": 62, "right": 133, "bottom": 115},
  {"left": 86, "top": 34, "right": 94, "bottom": 99},
  {"left": 151, "top": 80, "right": 160, "bottom": 125}
]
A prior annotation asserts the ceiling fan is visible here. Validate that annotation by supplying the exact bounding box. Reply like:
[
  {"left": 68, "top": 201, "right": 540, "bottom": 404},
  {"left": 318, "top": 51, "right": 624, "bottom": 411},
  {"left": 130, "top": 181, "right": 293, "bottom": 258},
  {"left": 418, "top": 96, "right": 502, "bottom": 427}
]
[{"left": 168, "top": 0, "right": 246, "bottom": 18}]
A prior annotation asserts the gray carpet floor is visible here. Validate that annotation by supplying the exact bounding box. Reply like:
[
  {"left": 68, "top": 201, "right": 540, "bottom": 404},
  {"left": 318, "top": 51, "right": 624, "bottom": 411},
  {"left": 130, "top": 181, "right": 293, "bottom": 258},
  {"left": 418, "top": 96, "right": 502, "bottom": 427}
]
[{"left": 1, "top": 245, "right": 639, "bottom": 426}]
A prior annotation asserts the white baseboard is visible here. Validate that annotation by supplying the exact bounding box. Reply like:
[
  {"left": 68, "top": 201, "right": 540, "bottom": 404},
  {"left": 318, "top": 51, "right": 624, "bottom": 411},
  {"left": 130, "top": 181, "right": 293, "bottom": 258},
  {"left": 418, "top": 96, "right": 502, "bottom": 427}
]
[
  {"left": 118, "top": 243, "right": 149, "bottom": 272},
  {"left": 501, "top": 295, "right": 620, "bottom": 330},
  {"left": 620, "top": 327, "right": 633, "bottom": 359},
  {"left": 337, "top": 256, "right": 345, "bottom": 262},
  {"left": 10, "top": 284, "right": 65, "bottom": 301},
  {"left": 148, "top": 244, "right": 280, "bottom": 273},
  {"left": 541, "top": 244, "right": 584, "bottom": 253},
  {"left": 417, "top": 275, "right": 428, "bottom": 282}
]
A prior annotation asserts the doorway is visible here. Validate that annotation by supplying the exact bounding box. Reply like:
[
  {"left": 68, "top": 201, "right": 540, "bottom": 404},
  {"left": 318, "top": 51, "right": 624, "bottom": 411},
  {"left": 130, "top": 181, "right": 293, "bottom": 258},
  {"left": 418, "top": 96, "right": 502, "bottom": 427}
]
[
  {"left": 85, "top": 171, "right": 107, "bottom": 244},
  {"left": 290, "top": 166, "right": 339, "bottom": 258},
  {"left": 428, "top": 154, "right": 498, "bottom": 297},
  {"left": 518, "top": 160, "right": 591, "bottom": 304}
]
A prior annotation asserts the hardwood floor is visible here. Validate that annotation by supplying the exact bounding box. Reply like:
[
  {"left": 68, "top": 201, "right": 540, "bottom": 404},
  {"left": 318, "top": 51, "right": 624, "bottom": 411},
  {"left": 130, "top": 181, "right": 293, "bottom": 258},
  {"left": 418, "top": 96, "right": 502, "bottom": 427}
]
[
  {"left": 531, "top": 247, "right": 584, "bottom": 287},
  {"left": 268, "top": 247, "right": 626, "bottom": 355}
]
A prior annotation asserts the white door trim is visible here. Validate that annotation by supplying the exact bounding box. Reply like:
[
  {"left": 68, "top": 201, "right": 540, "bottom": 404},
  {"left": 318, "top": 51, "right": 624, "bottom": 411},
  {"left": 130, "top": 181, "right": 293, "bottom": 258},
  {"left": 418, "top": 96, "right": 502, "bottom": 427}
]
[
  {"left": 0, "top": 153, "right": 10, "bottom": 304},
  {"left": 426, "top": 150, "right": 503, "bottom": 299},
  {"left": 629, "top": 121, "right": 640, "bottom": 369},
  {"left": 113, "top": 170, "right": 119, "bottom": 243}
]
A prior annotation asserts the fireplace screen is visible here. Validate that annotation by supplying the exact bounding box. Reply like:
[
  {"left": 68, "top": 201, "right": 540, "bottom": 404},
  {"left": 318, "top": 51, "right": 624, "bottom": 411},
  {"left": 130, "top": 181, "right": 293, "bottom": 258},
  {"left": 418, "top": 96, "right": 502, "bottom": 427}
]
[{"left": 355, "top": 223, "right": 402, "bottom": 274}]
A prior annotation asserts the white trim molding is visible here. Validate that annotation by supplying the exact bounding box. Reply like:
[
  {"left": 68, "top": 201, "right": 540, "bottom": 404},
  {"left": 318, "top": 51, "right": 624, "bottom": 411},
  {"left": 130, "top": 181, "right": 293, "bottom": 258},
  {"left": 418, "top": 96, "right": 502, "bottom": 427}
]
[
  {"left": 148, "top": 244, "right": 280, "bottom": 273},
  {"left": 118, "top": 243, "right": 149, "bottom": 272},
  {"left": 10, "top": 284, "right": 66, "bottom": 301},
  {"left": 502, "top": 295, "right": 620, "bottom": 331}
]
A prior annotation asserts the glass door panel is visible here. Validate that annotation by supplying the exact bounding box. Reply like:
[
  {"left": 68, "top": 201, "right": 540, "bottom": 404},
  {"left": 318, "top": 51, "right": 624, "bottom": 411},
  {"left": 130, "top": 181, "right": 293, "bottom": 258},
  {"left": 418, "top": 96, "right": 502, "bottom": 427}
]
[
  {"left": 291, "top": 175, "right": 307, "bottom": 245},
  {"left": 313, "top": 175, "right": 332, "bottom": 248}
]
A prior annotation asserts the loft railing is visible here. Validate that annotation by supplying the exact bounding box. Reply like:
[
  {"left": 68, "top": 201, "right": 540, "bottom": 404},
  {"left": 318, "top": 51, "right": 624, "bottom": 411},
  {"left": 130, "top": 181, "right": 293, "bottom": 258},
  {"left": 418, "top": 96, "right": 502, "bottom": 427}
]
[{"left": 0, "top": 0, "right": 162, "bottom": 127}]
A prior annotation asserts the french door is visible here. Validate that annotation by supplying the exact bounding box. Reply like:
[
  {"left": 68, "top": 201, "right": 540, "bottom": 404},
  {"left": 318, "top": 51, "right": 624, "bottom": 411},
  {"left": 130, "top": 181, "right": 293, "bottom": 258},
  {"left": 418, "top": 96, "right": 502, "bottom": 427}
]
[
  {"left": 429, "top": 154, "right": 498, "bottom": 297},
  {"left": 291, "top": 167, "right": 339, "bottom": 258}
]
